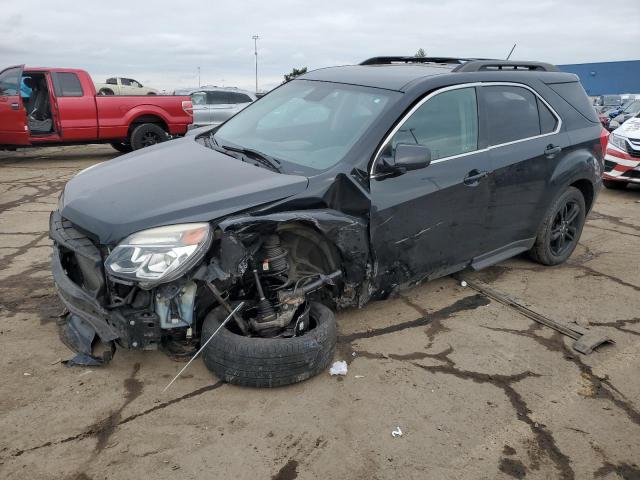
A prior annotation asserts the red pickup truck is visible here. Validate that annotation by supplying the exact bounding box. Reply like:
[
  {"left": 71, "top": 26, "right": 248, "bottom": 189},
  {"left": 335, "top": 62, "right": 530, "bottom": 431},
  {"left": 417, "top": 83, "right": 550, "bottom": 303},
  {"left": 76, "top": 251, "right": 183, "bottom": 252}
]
[{"left": 0, "top": 65, "right": 193, "bottom": 152}]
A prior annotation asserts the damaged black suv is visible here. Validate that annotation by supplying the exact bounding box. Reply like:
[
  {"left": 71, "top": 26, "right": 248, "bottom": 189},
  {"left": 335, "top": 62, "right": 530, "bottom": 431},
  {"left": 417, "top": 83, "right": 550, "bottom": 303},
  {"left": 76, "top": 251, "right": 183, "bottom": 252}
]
[{"left": 51, "top": 57, "right": 606, "bottom": 387}]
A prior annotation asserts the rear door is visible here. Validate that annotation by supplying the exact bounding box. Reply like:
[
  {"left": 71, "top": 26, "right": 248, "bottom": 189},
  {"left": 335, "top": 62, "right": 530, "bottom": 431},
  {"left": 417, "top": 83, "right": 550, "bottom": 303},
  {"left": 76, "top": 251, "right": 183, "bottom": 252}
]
[
  {"left": 480, "top": 83, "right": 566, "bottom": 256},
  {"left": 51, "top": 71, "right": 98, "bottom": 141},
  {"left": 0, "top": 65, "right": 29, "bottom": 145},
  {"left": 208, "top": 91, "right": 232, "bottom": 124}
]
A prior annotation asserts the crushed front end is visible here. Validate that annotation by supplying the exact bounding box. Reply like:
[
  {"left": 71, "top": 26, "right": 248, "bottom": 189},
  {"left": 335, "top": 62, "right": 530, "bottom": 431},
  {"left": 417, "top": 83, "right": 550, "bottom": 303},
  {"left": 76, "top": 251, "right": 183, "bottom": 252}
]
[{"left": 49, "top": 209, "right": 356, "bottom": 369}]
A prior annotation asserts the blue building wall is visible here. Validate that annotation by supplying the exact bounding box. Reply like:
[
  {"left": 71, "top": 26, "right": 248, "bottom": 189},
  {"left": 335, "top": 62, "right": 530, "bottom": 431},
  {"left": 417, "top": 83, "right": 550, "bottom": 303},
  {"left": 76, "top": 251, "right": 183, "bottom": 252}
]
[{"left": 558, "top": 60, "right": 640, "bottom": 96}]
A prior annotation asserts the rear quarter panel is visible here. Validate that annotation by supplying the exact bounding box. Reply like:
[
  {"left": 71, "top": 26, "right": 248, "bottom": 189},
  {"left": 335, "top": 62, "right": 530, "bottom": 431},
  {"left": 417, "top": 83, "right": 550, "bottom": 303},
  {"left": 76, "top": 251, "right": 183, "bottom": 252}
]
[
  {"left": 548, "top": 125, "right": 603, "bottom": 211},
  {"left": 95, "top": 96, "right": 192, "bottom": 139}
]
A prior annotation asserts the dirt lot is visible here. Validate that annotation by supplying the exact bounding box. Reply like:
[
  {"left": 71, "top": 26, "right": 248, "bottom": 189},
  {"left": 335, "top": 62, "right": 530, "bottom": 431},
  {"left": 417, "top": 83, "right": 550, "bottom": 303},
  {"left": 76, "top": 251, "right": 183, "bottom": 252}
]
[{"left": 0, "top": 145, "right": 639, "bottom": 480}]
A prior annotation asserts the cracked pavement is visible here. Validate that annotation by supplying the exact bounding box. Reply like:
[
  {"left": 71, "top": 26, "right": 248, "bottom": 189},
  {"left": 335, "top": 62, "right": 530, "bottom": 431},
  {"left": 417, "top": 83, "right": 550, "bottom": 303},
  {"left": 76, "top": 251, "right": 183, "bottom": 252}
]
[{"left": 1, "top": 145, "right": 639, "bottom": 480}]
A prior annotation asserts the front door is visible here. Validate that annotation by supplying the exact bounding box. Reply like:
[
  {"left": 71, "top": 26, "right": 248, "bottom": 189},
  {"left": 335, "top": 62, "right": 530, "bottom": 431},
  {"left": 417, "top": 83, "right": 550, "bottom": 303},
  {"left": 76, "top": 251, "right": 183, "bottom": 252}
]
[
  {"left": 190, "top": 91, "right": 211, "bottom": 125},
  {"left": 370, "top": 85, "right": 493, "bottom": 288},
  {"left": 0, "top": 65, "right": 29, "bottom": 146}
]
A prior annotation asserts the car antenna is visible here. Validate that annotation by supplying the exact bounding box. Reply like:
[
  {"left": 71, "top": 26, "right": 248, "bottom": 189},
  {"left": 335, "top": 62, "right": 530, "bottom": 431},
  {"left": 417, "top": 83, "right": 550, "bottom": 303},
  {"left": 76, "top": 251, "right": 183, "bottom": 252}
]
[
  {"left": 506, "top": 43, "right": 517, "bottom": 60},
  {"left": 162, "top": 302, "right": 245, "bottom": 392}
]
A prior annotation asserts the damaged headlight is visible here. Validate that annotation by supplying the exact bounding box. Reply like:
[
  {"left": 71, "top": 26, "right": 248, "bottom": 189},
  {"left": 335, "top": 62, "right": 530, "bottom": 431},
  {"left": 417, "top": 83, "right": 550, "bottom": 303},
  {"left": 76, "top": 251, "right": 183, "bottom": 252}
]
[{"left": 105, "top": 223, "right": 212, "bottom": 287}]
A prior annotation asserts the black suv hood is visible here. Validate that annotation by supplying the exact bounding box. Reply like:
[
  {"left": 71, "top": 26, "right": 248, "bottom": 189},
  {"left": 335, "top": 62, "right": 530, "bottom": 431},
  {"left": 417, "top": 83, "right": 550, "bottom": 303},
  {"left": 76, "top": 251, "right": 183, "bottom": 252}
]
[{"left": 60, "top": 138, "right": 309, "bottom": 244}]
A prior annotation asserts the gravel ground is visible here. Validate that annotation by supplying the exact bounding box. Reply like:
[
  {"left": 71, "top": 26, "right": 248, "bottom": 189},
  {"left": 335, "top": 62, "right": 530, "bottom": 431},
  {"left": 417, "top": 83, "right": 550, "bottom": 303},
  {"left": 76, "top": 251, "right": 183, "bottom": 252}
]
[{"left": 1, "top": 145, "right": 639, "bottom": 480}]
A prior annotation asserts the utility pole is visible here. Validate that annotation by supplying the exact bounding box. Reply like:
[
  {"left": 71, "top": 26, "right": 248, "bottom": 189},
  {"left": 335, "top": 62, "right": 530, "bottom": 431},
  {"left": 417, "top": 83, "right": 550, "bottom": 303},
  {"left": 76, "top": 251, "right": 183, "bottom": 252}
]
[
  {"left": 252, "top": 34, "right": 260, "bottom": 93},
  {"left": 197, "top": 66, "right": 201, "bottom": 87}
]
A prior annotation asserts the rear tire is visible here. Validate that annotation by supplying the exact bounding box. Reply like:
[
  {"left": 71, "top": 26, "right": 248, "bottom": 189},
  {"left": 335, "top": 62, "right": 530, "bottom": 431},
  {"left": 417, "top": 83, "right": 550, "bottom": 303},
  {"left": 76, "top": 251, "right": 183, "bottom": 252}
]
[
  {"left": 603, "top": 179, "right": 628, "bottom": 190},
  {"left": 202, "top": 302, "right": 337, "bottom": 388},
  {"left": 529, "top": 186, "right": 586, "bottom": 266},
  {"left": 129, "top": 123, "right": 168, "bottom": 150},
  {"left": 98, "top": 89, "right": 114, "bottom": 96},
  {"left": 110, "top": 141, "right": 133, "bottom": 153}
]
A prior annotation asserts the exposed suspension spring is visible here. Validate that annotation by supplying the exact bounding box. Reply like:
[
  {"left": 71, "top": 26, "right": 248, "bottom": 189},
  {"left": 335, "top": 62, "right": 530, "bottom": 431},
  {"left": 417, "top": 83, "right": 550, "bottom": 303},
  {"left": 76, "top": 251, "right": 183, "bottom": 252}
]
[{"left": 260, "top": 234, "right": 288, "bottom": 275}]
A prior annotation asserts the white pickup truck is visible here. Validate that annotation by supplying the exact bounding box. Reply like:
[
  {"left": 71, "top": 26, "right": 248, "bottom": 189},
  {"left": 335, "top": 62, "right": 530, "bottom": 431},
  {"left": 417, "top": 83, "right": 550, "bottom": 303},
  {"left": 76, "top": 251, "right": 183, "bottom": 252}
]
[{"left": 95, "top": 77, "right": 158, "bottom": 96}]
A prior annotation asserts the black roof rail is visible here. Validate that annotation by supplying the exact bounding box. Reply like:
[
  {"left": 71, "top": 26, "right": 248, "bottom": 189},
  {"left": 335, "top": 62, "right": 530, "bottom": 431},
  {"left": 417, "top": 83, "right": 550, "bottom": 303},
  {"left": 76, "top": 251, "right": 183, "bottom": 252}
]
[
  {"left": 452, "top": 60, "right": 559, "bottom": 72},
  {"left": 360, "top": 56, "right": 475, "bottom": 66}
]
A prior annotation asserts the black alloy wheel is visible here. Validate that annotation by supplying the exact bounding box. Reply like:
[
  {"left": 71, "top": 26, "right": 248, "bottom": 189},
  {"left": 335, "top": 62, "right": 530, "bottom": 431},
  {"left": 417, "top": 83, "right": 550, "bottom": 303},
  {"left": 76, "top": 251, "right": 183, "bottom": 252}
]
[
  {"left": 141, "top": 131, "right": 161, "bottom": 147},
  {"left": 529, "top": 186, "right": 586, "bottom": 266},
  {"left": 129, "top": 123, "right": 169, "bottom": 150},
  {"left": 549, "top": 199, "right": 580, "bottom": 256}
]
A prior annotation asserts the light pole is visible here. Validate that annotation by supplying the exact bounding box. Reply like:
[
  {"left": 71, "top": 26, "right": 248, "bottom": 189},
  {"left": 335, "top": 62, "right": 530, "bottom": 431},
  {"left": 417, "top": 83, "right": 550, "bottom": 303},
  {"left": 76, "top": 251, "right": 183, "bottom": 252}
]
[{"left": 252, "top": 34, "right": 260, "bottom": 93}]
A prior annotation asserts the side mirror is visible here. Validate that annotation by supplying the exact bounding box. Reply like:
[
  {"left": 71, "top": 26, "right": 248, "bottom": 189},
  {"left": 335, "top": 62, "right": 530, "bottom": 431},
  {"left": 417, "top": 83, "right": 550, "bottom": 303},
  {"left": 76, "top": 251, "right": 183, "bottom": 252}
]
[{"left": 393, "top": 144, "right": 432, "bottom": 171}]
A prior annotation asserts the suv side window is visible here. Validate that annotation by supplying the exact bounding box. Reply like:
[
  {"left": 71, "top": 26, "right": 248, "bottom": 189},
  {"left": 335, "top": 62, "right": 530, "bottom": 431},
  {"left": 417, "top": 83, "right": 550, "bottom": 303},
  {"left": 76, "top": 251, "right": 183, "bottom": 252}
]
[
  {"left": 190, "top": 92, "right": 207, "bottom": 105},
  {"left": 229, "top": 92, "right": 253, "bottom": 104},
  {"left": 52, "top": 72, "right": 84, "bottom": 97},
  {"left": 207, "top": 91, "right": 230, "bottom": 105},
  {"left": 483, "top": 86, "right": 541, "bottom": 145},
  {"left": 386, "top": 87, "right": 478, "bottom": 161},
  {"left": 537, "top": 98, "right": 557, "bottom": 134}
]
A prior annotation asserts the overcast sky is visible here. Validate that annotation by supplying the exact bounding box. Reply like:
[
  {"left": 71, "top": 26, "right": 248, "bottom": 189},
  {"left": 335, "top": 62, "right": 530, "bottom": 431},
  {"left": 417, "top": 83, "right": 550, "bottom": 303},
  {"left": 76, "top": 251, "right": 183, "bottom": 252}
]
[{"left": 2, "top": 0, "right": 639, "bottom": 92}]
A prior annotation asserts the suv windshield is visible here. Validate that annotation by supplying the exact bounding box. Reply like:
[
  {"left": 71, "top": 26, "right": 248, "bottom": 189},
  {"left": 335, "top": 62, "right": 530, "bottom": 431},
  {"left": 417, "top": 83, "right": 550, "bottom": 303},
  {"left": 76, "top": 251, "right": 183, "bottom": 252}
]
[{"left": 213, "top": 80, "right": 396, "bottom": 173}]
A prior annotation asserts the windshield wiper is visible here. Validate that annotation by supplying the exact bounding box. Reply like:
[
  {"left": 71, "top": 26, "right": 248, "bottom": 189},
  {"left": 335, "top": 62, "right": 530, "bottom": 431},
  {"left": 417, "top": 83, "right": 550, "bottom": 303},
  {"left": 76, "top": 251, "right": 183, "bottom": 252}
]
[
  {"left": 206, "top": 133, "right": 282, "bottom": 173},
  {"left": 217, "top": 142, "right": 282, "bottom": 173}
]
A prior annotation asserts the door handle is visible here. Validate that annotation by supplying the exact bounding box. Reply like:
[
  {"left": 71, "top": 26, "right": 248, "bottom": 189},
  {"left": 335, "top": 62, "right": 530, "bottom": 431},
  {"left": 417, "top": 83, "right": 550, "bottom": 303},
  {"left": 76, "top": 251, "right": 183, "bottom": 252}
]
[
  {"left": 545, "top": 144, "right": 562, "bottom": 157},
  {"left": 464, "top": 169, "right": 489, "bottom": 186},
  {"left": 10, "top": 103, "right": 20, "bottom": 110}
]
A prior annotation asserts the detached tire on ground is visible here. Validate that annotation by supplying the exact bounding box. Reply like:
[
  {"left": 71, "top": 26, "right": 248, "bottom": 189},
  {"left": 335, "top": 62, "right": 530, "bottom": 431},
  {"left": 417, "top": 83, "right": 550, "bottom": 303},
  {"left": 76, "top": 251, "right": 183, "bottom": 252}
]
[
  {"left": 129, "top": 123, "right": 168, "bottom": 150},
  {"left": 202, "top": 302, "right": 337, "bottom": 388},
  {"left": 529, "top": 186, "right": 586, "bottom": 266}
]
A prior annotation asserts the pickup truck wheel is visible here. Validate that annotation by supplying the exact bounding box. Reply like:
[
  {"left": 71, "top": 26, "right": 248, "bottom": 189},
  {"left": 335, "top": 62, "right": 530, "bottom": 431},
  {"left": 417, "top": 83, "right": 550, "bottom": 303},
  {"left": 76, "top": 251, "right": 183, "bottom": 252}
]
[
  {"left": 130, "top": 123, "right": 168, "bottom": 150},
  {"left": 110, "top": 141, "right": 133, "bottom": 153},
  {"left": 202, "top": 302, "right": 337, "bottom": 388},
  {"left": 529, "top": 186, "right": 585, "bottom": 266},
  {"left": 98, "top": 89, "right": 114, "bottom": 96},
  {"left": 147, "top": 92, "right": 157, "bottom": 95}
]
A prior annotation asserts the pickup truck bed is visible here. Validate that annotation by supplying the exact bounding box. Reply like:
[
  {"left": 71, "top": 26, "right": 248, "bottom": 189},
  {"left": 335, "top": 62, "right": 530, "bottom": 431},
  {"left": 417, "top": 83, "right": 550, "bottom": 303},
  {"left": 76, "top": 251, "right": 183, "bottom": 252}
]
[{"left": 0, "top": 65, "right": 193, "bottom": 151}]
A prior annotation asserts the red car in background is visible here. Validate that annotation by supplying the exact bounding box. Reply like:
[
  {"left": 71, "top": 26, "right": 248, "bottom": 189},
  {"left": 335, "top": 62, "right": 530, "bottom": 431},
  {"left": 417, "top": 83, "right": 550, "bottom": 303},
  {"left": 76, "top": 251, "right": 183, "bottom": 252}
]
[{"left": 0, "top": 65, "right": 192, "bottom": 152}]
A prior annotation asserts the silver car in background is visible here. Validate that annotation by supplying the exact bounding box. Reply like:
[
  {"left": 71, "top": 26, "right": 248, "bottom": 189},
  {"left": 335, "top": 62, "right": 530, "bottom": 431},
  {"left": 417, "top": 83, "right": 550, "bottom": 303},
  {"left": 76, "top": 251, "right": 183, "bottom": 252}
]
[{"left": 173, "top": 86, "right": 257, "bottom": 127}]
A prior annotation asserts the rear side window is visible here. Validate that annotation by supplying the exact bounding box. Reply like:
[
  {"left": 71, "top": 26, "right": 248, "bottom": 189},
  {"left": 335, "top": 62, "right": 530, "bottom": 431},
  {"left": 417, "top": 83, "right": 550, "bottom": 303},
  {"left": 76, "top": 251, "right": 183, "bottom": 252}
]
[
  {"left": 52, "top": 72, "right": 83, "bottom": 97},
  {"left": 207, "top": 91, "right": 229, "bottom": 104},
  {"left": 537, "top": 98, "right": 558, "bottom": 134},
  {"left": 483, "top": 86, "right": 541, "bottom": 145},
  {"left": 548, "top": 82, "right": 599, "bottom": 123},
  {"left": 388, "top": 87, "right": 478, "bottom": 160},
  {"left": 0, "top": 67, "right": 21, "bottom": 96},
  {"left": 229, "top": 92, "right": 253, "bottom": 104}
]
